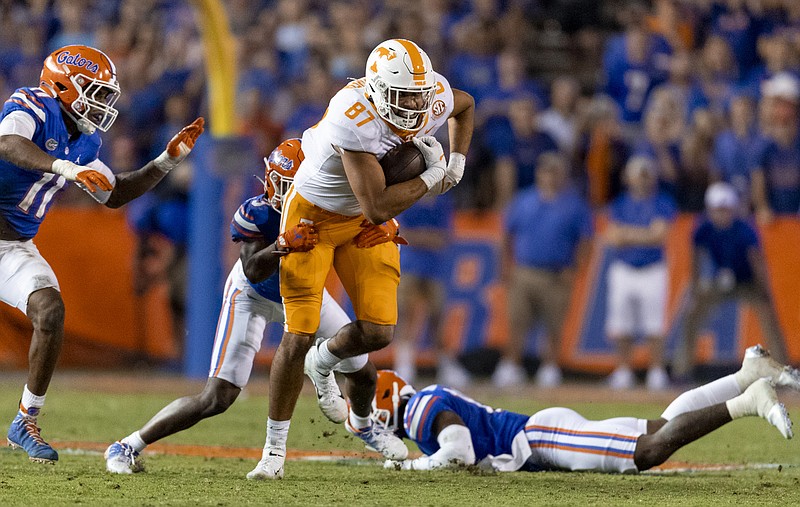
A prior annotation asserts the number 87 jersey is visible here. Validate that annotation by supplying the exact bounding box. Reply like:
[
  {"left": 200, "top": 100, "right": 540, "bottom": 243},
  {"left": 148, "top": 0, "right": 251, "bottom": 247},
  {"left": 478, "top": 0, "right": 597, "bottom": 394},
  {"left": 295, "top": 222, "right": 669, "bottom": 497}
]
[{"left": 293, "top": 71, "right": 455, "bottom": 217}]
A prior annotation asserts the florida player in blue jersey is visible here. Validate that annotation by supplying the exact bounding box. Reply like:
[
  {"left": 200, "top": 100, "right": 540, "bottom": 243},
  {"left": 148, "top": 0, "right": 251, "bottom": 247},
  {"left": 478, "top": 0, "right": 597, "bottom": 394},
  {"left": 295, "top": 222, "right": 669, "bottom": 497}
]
[
  {"left": 104, "top": 140, "right": 397, "bottom": 478},
  {"left": 0, "top": 45, "right": 204, "bottom": 464},
  {"left": 376, "top": 344, "right": 799, "bottom": 473}
]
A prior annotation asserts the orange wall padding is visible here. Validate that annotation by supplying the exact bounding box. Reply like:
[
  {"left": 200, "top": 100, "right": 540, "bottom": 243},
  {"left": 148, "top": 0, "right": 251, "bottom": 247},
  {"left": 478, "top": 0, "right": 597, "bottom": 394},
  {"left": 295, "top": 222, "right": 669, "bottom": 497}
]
[{"left": 0, "top": 207, "right": 177, "bottom": 368}]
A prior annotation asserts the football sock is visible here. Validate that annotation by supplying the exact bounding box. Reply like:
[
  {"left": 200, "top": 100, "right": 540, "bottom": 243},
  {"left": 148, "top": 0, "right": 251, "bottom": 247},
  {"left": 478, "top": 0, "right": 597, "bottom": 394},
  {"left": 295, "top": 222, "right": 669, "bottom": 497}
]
[
  {"left": 20, "top": 385, "right": 45, "bottom": 416},
  {"left": 661, "top": 374, "right": 741, "bottom": 421},
  {"left": 314, "top": 339, "right": 343, "bottom": 375},
  {"left": 348, "top": 411, "right": 371, "bottom": 430},
  {"left": 726, "top": 391, "right": 756, "bottom": 419},
  {"left": 122, "top": 431, "right": 147, "bottom": 452},
  {"left": 265, "top": 418, "right": 290, "bottom": 457}
]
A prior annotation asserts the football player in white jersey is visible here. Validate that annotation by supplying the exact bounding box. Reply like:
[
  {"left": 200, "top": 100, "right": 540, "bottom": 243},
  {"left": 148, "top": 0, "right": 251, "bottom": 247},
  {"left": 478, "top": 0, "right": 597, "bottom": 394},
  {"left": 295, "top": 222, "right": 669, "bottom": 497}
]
[
  {"left": 0, "top": 45, "right": 203, "bottom": 463},
  {"left": 264, "top": 38, "right": 474, "bottom": 478},
  {"left": 377, "top": 345, "right": 798, "bottom": 473},
  {"left": 104, "top": 140, "right": 387, "bottom": 477}
]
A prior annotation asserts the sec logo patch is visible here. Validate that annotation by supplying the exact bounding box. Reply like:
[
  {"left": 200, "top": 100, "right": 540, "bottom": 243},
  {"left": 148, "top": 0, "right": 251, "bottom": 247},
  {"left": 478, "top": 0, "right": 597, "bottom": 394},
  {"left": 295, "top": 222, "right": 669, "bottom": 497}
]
[{"left": 432, "top": 100, "right": 446, "bottom": 118}]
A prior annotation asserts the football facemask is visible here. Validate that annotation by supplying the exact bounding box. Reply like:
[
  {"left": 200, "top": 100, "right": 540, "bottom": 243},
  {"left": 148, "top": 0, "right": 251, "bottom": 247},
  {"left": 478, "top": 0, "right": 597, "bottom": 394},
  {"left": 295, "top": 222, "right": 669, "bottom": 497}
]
[
  {"left": 264, "top": 138, "right": 304, "bottom": 213},
  {"left": 370, "top": 370, "right": 416, "bottom": 433}
]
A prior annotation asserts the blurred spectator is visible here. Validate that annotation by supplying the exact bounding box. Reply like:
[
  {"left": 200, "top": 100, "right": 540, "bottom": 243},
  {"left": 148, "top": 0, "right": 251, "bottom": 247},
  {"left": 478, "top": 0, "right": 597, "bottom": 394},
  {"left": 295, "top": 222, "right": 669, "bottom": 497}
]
[
  {"left": 478, "top": 49, "right": 548, "bottom": 123},
  {"left": 492, "top": 152, "right": 592, "bottom": 388},
  {"left": 393, "top": 193, "right": 471, "bottom": 388},
  {"left": 273, "top": 0, "right": 313, "bottom": 80},
  {"left": 674, "top": 182, "right": 788, "bottom": 379},
  {"left": 447, "top": 0, "right": 503, "bottom": 105},
  {"left": 646, "top": 0, "right": 696, "bottom": 51},
  {"left": 577, "top": 95, "right": 630, "bottom": 206},
  {"left": 688, "top": 35, "right": 738, "bottom": 120},
  {"left": 538, "top": 76, "right": 581, "bottom": 156},
  {"left": 48, "top": 0, "right": 96, "bottom": 52},
  {"left": 649, "top": 49, "right": 695, "bottom": 123},
  {"left": 602, "top": 2, "right": 672, "bottom": 129},
  {"left": 635, "top": 88, "right": 684, "bottom": 196},
  {"left": 743, "top": 31, "right": 800, "bottom": 98},
  {"left": 604, "top": 156, "right": 677, "bottom": 391},
  {"left": 706, "top": 0, "right": 762, "bottom": 76},
  {"left": 675, "top": 108, "right": 717, "bottom": 211},
  {"left": 487, "top": 95, "right": 559, "bottom": 208},
  {"left": 711, "top": 94, "right": 761, "bottom": 209},
  {"left": 751, "top": 72, "right": 800, "bottom": 223}
]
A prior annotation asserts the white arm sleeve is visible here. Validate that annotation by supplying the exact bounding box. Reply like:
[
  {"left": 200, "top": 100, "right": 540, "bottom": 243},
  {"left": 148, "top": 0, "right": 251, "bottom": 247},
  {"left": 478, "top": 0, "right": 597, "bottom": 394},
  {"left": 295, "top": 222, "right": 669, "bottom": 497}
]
[
  {"left": 0, "top": 111, "right": 37, "bottom": 139},
  {"left": 75, "top": 159, "right": 117, "bottom": 204},
  {"left": 402, "top": 425, "right": 475, "bottom": 470}
]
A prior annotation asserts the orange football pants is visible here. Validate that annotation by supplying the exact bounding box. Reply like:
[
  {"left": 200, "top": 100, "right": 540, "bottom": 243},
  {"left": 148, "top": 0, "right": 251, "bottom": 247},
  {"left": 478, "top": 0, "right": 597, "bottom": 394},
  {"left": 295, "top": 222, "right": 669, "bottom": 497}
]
[{"left": 279, "top": 187, "right": 400, "bottom": 335}]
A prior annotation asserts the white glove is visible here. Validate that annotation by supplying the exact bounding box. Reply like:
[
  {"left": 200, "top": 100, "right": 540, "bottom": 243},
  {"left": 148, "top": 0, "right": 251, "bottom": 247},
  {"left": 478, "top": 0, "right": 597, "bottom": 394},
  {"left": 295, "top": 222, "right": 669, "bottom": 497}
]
[
  {"left": 412, "top": 136, "right": 446, "bottom": 190},
  {"left": 426, "top": 152, "right": 466, "bottom": 196}
]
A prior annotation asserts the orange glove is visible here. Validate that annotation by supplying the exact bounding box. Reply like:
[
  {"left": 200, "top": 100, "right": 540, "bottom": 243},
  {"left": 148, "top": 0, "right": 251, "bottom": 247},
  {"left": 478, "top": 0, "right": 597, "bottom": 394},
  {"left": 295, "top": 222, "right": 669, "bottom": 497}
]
[
  {"left": 354, "top": 218, "right": 409, "bottom": 248},
  {"left": 276, "top": 222, "right": 319, "bottom": 254},
  {"left": 75, "top": 169, "right": 113, "bottom": 192},
  {"left": 154, "top": 117, "right": 205, "bottom": 172},
  {"left": 51, "top": 159, "right": 113, "bottom": 192}
]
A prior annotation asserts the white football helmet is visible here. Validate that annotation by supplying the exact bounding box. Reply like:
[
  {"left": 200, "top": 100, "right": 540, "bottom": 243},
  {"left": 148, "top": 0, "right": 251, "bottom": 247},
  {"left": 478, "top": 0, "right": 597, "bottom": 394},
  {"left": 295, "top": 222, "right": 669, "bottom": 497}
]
[{"left": 365, "top": 39, "right": 437, "bottom": 131}]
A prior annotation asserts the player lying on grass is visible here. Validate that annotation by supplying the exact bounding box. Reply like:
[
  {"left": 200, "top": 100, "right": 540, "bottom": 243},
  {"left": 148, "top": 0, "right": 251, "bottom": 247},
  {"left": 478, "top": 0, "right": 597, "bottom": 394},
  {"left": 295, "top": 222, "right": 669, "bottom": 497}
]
[
  {"left": 104, "top": 140, "right": 403, "bottom": 477},
  {"left": 376, "top": 345, "right": 797, "bottom": 473}
]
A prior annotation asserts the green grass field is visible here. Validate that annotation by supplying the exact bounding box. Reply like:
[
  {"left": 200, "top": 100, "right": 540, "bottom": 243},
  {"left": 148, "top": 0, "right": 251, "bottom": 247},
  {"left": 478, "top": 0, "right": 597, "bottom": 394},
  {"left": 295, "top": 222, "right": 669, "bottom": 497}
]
[{"left": 0, "top": 373, "right": 799, "bottom": 506}]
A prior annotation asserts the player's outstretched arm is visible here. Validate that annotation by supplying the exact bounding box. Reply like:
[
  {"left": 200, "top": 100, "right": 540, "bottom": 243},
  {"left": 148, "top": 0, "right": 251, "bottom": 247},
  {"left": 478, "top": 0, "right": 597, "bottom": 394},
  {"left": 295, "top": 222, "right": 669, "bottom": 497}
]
[
  {"left": 0, "top": 134, "right": 112, "bottom": 192},
  {"left": 385, "top": 411, "right": 475, "bottom": 471},
  {"left": 105, "top": 117, "right": 204, "bottom": 208}
]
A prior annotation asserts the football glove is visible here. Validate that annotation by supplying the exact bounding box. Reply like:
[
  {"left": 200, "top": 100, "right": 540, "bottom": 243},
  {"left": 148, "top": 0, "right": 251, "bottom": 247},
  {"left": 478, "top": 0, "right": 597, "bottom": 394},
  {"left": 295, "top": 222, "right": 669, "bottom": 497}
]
[
  {"left": 428, "top": 152, "right": 466, "bottom": 195},
  {"left": 51, "top": 159, "right": 113, "bottom": 192},
  {"left": 275, "top": 222, "right": 319, "bottom": 254},
  {"left": 412, "top": 136, "right": 447, "bottom": 190},
  {"left": 353, "top": 218, "right": 409, "bottom": 248},
  {"left": 153, "top": 117, "right": 205, "bottom": 172}
]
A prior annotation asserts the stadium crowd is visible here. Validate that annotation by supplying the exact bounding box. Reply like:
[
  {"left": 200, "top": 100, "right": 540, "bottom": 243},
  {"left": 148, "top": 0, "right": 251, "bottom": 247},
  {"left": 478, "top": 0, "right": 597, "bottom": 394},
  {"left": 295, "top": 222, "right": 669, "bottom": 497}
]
[
  {"left": 2, "top": 0, "right": 800, "bottom": 388},
  {"left": 2, "top": 0, "right": 798, "bottom": 213}
]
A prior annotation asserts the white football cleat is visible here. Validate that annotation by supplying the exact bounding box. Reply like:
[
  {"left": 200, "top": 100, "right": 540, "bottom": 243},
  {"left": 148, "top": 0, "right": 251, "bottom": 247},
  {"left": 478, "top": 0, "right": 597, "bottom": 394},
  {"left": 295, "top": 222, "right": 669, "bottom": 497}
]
[
  {"left": 645, "top": 367, "right": 670, "bottom": 391},
  {"left": 437, "top": 357, "right": 471, "bottom": 389},
  {"left": 747, "top": 378, "right": 793, "bottom": 439},
  {"left": 304, "top": 342, "right": 348, "bottom": 424},
  {"left": 738, "top": 345, "right": 800, "bottom": 391},
  {"left": 345, "top": 419, "right": 408, "bottom": 460},
  {"left": 246, "top": 449, "right": 285, "bottom": 480},
  {"left": 535, "top": 363, "right": 563, "bottom": 388},
  {"left": 491, "top": 359, "right": 526, "bottom": 388},
  {"left": 104, "top": 441, "right": 144, "bottom": 474}
]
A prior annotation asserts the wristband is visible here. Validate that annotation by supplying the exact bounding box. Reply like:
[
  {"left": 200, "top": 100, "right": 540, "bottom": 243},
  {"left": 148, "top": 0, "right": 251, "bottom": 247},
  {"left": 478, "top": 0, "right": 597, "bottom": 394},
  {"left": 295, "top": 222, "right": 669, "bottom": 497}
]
[
  {"left": 153, "top": 150, "right": 177, "bottom": 173},
  {"left": 51, "top": 159, "right": 80, "bottom": 180},
  {"left": 448, "top": 152, "right": 466, "bottom": 173},
  {"left": 419, "top": 164, "right": 445, "bottom": 190}
]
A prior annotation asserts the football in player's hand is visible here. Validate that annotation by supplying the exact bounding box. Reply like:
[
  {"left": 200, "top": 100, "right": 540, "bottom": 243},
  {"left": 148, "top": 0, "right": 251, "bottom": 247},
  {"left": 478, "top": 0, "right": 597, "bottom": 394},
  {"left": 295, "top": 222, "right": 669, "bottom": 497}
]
[{"left": 380, "top": 142, "right": 427, "bottom": 186}]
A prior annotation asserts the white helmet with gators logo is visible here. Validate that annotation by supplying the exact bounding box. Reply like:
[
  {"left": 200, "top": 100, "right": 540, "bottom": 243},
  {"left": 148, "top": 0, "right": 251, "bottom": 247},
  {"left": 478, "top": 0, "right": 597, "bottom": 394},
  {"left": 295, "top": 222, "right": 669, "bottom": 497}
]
[{"left": 365, "top": 39, "right": 436, "bottom": 131}]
